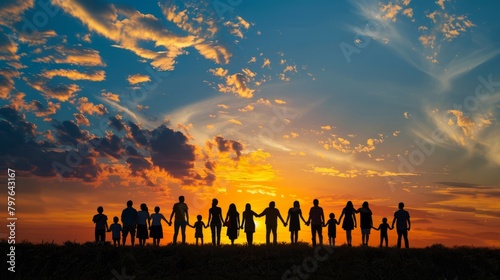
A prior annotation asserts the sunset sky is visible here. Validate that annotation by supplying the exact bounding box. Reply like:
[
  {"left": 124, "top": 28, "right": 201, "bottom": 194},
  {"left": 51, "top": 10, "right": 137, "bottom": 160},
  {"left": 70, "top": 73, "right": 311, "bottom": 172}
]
[{"left": 0, "top": 0, "right": 499, "bottom": 247}]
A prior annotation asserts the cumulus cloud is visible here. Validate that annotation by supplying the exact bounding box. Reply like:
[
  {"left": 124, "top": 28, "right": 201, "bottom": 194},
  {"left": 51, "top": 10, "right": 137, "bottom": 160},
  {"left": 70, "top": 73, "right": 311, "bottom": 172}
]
[
  {"left": 127, "top": 74, "right": 151, "bottom": 85},
  {"left": 218, "top": 73, "right": 255, "bottom": 98},
  {"left": 77, "top": 97, "right": 108, "bottom": 116},
  {"left": 101, "top": 92, "right": 120, "bottom": 102},
  {"left": 9, "top": 93, "right": 60, "bottom": 117},
  {"left": 0, "top": 69, "right": 19, "bottom": 99},
  {"left": 0, "top": 0, "right": 34, "bottom": 26},
  {"left": 33, "top": 45, "right": 106, "bottom": 66}
]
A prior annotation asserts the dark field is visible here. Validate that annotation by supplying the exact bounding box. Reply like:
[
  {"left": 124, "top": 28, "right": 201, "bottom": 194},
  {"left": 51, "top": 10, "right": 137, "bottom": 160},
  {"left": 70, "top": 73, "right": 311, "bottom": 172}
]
[{"left": 2, "top": 242, "right": 499, "bottom": 280}]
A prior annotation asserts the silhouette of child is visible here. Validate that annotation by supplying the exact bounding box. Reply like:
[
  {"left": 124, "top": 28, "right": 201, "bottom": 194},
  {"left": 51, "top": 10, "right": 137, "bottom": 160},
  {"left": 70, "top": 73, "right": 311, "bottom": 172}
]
[
  {"left": 108, "top": 216, "right": 122, "bottom": 247},
  {"left": 323, "top": 213, "right": 340, "bottom": 247},
  {"left": 92, "top": 206, "right": 109, "bottom": 244},
  {"left": 257, "top": 201, "right": 286, "bottom": 245},
  {"left": 136, "top": 203, "right": 151, "bottom": 246},
  {"left": 372, "top": 217, "right": 393, "bottom": 247},
  {"left": 189, "top": 215, "right": 207, "bottom": 245},
  {"left": 285, "top": 201, "right": 307, "bottom": 244},
  {"left": 241, "top": 203, "right": 258, "bottom": 245},
  {"left": 150, "top": 206, "right": 169, "bottom": 246}
]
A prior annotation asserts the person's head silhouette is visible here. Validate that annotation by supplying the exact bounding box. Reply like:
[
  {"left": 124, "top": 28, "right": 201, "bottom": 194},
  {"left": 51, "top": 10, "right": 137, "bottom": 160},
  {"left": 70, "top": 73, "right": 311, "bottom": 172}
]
[
  {"left": 398, "top": 202, "right": 405, "bottom": 209},
  {"left": 228, "top": 203, "right": 236, "bottom": 213},
  {"left": 245, "top": 203, "right": 251, "bottom": 211},
  {"left": 179, "top": 196, "right": 185, "bottom": 203},
  {"left": 313, "top": 199, "right": 319, "bottom": 206},
  {"left": 140, "top": 203, "right": 147, "bottom": 211},
  {"left": 127, "top": 200, "right": 133, "bottom": 207},
  {"left": 113, "top": 216, "right": 119, "bottom": 223},
  {"left": 346, "top": 201, "right": 353, "bottom": 209},
  {"left": 269, "top": 201, "right": 275, "bottom": 208},
  {"left": 154, "top": 206, "right": 160, "bottom": 213},
  {"left": 212, "top": 198, "right": 218, "bottom": 207},
  {"left": 362, "top": 201, "right": 369, "bottom": 208},
  {"left": 382, "top": 217, "right": 387, "bottom": 223},
  {"left": 293, "top": 201, "right": 300, "bottom": 208},
  {"left": 329, "top": 213, "right": 335, "bottom": 219},
  {"left": 97, "top": 206, "right": 103, "bottom": 213},
  {"left": 197, "top": 215, "right": 202, "bottom": 221}
]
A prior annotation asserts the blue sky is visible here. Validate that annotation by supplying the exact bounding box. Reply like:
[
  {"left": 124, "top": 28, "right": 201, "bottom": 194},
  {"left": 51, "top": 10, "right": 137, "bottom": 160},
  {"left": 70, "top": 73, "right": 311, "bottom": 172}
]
[{"left": 0, "top": 0, "right": 499, "bottom": 246}]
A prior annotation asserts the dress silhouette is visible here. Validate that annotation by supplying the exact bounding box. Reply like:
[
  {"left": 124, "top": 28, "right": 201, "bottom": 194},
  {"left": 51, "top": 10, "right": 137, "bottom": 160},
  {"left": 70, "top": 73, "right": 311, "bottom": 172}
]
[
  {"left": 339, "top": 201, "right": 357, "bottom": 246},
  {"left": 241, "top": 203, "right": 258, "bottom": 245},
  {"left": 225, "top": 203, "right": 240, "bottom": 245}
]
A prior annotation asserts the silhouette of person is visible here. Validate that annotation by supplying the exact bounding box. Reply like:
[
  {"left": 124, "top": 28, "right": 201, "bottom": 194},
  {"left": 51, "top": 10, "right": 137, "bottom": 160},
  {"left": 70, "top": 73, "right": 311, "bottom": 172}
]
[
  {"left": 257, "top": 201, "right": 286, "bottom": 245},
  {"left": 121, "top": 200, "right": 138, "bottom": 246},
  {"left": 136, "top": 203, "right": 150, "bottom": 246},
  {"left": 355, "top": 201, "right": 373, "bottom": 246},
  {"left": 92, "top": 206, "right": 109, "bottom": 244},
  {"left": 108, "top": 216, "right": 122, "bottom": 247},
  {"left": 392, "top": 202, "right": 411, "bottom": 248},
  {"left": 285, "top": 201, "right": 307, "bottom": 244},
  {"left": 339, "top": 201, "right": 357, "bottom": 246},
  {"left": 169, "top": 196, "right": 189, "bottom": 245},
  {"left": 323, "top": 213, "right": 340, "bottom": 247},
  {"left": 306, "top": 199, "right": 325, "bottom": 247},
  {"left": 224, "top": 203, "right": 240, "bottom": 245},
  {"left": 241, "top": 203, "right": 258, "bottom": 245},
  {"left": 150, "top": 206, "right": 169, "bottom": 246},
  {"left": 188, "top": 215, "right": 207, "bottom": 245},
  {"left": 207, "top": 198, "right": 224, "bottom": 246},
  {"left": 373, "top": 217, "right": 393, "bottom": 247}
]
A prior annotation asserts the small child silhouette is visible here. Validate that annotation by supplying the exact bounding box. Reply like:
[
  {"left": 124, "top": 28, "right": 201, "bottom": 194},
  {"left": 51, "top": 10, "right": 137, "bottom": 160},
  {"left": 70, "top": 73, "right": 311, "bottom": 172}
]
[
  {"left": 323, "top": 213, "right": 340, "bottom": 246},
  {"left": 372, "top": 217, "right": 393, "bottom": 247},
  {"left": 92, "top": 206, "right": 109, "bottom": 244},
  {"left": 108, "top": 216, "right": 122, "bottom": 247},
  {"left": 189, "top": 215, "right": 207, "bottom": 245}
]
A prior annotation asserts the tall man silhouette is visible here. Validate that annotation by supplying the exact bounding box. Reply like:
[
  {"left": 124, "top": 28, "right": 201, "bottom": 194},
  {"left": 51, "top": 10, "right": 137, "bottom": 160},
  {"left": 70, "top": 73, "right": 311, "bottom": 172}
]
[
  {"left": 392, "top": 202, "right": 411, "bottom": 248},
  {"left": 170, "top": 196, "right": 189, "bottom": 244},
  {"left": 121, "top": 200, "right": 138, "bottom": 246},
  {"left": 257, "top": 201, "right": 286, "bottom": 245}
]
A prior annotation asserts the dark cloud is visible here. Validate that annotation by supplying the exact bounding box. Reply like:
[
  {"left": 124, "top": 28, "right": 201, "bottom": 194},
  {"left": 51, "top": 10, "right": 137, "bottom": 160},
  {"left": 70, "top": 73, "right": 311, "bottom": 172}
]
[
  {"left": 53, "top": 120, "right": 87, "bottom": 146},
  {"left": 213, "top": 135, "right": 243, "bottom": 159},
  {"left": 150, "top": 125, "right": 195, "bottom": 179},
  {"left": 108, "top": 115, "right": 125, "bottom": 131},
  {"left": 92, "top": 134, "right": 123, "bottom": 159},
  {"left": 128, "top": 121, "right": 148, "bottom": 146}
]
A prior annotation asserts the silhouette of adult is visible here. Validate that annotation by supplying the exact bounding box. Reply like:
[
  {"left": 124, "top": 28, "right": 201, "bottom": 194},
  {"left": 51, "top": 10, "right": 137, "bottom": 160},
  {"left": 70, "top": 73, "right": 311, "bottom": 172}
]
[
  {"left": 121, "top": 200, "right": 138, "bottom": 246},
  {"left": 306, "top": 199, "right": 325, "bottom": 247},
  {"left": 285, "top": 201, "right": 307, "bottom": 244},
  {"left": 355, "top": 201, "right": 373, "bottom": 246},
  {"left": 257, "top": 201, "right": 286, "bottom": 245},
  {"left": 392, "top": 202, "right": 411, "bottom": 248},
  {"left": 136, "top": 203, "right": 150, "bottom": 246},
  {"left": 207, "top": 198, "right": 224, "bottom": 246},
  {"left": 224, "top": 203, "right": 240, "bottom": 245},
  {"left": 339, "top": 201, "right": 357, "bottom": 246},
  {"left": 169, "top": 196, "right": 189, "bottom": 244},
  {"left": 241, "top": 203, "right": 258, "bottom": 245}
]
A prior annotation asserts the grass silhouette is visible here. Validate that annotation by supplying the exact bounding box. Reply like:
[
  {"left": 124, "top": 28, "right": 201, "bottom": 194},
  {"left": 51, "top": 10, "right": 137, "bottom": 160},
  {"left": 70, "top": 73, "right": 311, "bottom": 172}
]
[{"left": 2, "top": 241, "right": 499, "bottom": 279}]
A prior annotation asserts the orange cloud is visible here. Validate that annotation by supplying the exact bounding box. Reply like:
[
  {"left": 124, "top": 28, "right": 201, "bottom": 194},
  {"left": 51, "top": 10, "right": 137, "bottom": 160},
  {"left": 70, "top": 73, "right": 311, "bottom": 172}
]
[
  {"left": 127, "top": 74, "right": 151, "bottom": 85},
  {"left": 40, "top": 69, "right": 106, "bottom": 81}
]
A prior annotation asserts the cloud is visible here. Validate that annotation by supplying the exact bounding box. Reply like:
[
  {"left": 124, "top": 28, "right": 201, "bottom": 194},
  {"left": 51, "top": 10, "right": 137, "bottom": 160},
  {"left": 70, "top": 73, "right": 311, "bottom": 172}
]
[
  {"left": 101, "top": 92, "right": 120, "bottom": 102},
  {"left": 320, "top": 125, "right": 332, "bottom": 131},
  {"left": 228, "top": 119, "right": 243, "bottom": 125},
  {"left": 40, "top": 69, "right": 106, "bottom": 81},
  {"left": 209, "top": 67, "right": 228, "bottom": 77},
  {"left": 262, "top": 58, "right": 271, "bottom": 68},
  {"left": 127, "top": 74, "right": 151, "bottom": 85},
  {"left": 218, "top": 73, "right": 255, "bottom": 98},
  {"left": 0, "top": 69, "right": 19, "bottom": 99},
  {"left": 73, "top": 113, "right": 90, "bottom": 126},
  {"left": 0, "top": 0, "right": 34, "bottom": 26},
  {"left": 33, "top": 45, "right": 106, "bottom": 66},
  {"left": 9, "top": 93, "right": 60, "bottom": 117},
  {"left": 26, "top": 78, "right": 80, "bottom": 102},
  {"left": 380, "top": 3, "right": 402, "bottom": 22},
  {"left": 0, "top": 33, "right": 20, "bottom": 61},
  {"left": 18, "top": 30, "right": 58, "bottom": 46},
  {"left": 149, "top": 125, "right": 196, "bottom": 180},
  {"left": 274, "top": 99, "right": 287, "bottom": 105},
  {"left": 77, "top": 97, "right": 108, "bottom": 115},
  {"left": 209, "top": 136, "right": 243, "bottom": 160},
  {"left": 238, "top": 105, "right": 254, "bottom": 112}
]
